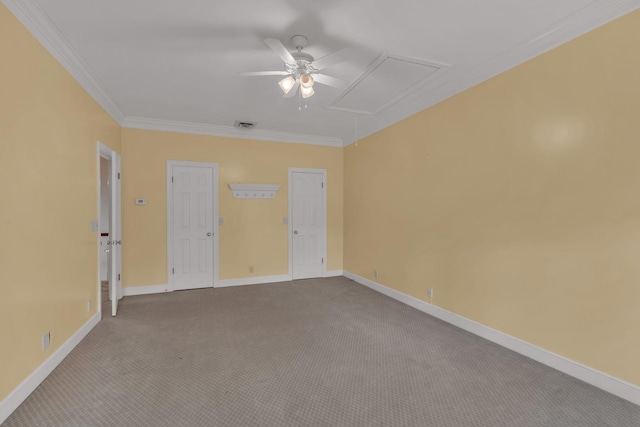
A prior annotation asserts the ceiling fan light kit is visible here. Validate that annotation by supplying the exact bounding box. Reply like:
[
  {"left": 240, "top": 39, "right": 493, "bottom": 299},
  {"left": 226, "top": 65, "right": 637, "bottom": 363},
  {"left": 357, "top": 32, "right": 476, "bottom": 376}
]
[
  {"left": 241, "top": 35, "right": 349, "bottom": 100},
  {"left": 299, "top": 73, "right": 314, "bottom": 89},
  {"left": 278, "top": 76, "right": 296, "bottom": 94},
  {"left": 301, "top": 86, "right": 315, "bottom": 98}
]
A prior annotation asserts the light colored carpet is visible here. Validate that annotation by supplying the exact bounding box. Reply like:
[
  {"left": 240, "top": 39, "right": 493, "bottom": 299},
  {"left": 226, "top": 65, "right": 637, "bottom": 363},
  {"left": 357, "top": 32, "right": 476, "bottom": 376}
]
[
  {"left": 101, "top": 281, "right": 109, "bottom": 312},
  {"left": 3, "top": 277, "right": 639, "bottom": 426}
]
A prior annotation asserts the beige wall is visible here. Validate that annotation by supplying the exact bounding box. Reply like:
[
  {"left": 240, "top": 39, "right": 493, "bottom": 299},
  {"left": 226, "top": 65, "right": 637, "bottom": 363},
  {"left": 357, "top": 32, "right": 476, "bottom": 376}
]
[
  {"left": 344, "top": 10, "right": 640, "bottom": 386},
  {"left": 0, "top": 4, "right": 121, "bottom": 401},
  {"left": 121, "top": 128, "right": 343, "bottom": 286},
  {"left": 3, "top": 0, "right": 638, "bottom": 407}
]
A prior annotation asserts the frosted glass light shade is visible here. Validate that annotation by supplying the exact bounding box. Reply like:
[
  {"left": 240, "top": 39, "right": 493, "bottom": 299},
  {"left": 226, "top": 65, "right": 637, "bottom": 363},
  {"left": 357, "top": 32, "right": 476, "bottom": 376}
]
[
  {"left": 301, "top": 85, "right": 315, "bottom": 98},
  {"left": 300, "top": 73, "right": 314, "bottom": 88},
  {"left": 278, "top": 76, "right": 296, "bottom": 94}
]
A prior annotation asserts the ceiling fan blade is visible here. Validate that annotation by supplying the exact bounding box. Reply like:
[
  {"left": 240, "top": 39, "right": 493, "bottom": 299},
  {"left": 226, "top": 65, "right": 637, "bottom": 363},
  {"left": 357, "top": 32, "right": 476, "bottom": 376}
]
[
  {"left": 264, "top": 38, "right": 296, "bottom": 65},
  {"left": 312, "top": 74, "right": 347, "bottom": 89},
  {"left": 239, "top": 71, "right": 290, "bottom": 77},
  {"left": 311, "top": 48, "right": 353, "bottom": 70},
  {"left": 283, "top": 80, "right": 300, "bottom": 98}
]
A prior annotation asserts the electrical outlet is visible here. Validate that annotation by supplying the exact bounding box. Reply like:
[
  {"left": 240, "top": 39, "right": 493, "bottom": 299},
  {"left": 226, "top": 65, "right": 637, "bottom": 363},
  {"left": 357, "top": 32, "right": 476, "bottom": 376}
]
[
  {"left": 249, "top": 266, "right": 254, "bottom": 273},
  {"left": 87, "top": 300, "right": 92, "bottom": 312},
  {"left": 374, "top": 270, "right": 378, "bottom": 278},
  {"left": 427, "top": 288, "right": 433, "bottom": 298},
  {"left": 42, "top": 332, "right": 50, "bottom": 351}
]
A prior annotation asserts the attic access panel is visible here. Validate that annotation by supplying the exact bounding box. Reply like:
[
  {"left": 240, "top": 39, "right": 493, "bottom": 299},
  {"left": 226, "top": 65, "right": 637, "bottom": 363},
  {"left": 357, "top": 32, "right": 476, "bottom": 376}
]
[{"left": 327, "top": 53, "right": 446, "bottom": 115}]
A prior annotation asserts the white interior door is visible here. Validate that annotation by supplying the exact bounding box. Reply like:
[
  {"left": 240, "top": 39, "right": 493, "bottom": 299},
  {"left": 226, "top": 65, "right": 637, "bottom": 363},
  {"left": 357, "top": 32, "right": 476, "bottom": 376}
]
[
  {"left": 171, "top": 165, "right": 215, "bottom": 290},
  {"left": 290, "top": 170, "right": 326, "bottom": 280},
  {"left": 110, "top": 151, "right": 122, "bottom": 316}
]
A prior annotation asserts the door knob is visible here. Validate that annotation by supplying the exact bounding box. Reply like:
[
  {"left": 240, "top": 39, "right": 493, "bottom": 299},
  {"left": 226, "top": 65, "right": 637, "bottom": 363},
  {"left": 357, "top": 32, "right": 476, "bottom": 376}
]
[
  {"left": 294, "top": 230, "right": 298, "bottom": 234},
  {"left": 207, "top": 232, "right": 212, "bottom": 237}
]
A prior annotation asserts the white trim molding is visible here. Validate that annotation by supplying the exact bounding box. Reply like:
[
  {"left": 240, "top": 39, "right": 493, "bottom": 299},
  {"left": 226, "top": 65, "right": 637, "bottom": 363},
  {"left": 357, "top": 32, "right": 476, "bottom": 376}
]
[
  {"left": 123, "top": 284, "right": 170, "bottom": 296},
  {"left": 327, "top": 53, "right": 450, "bottom": 115},
  {"left": 2, "top": 0, "right": 125, "bottom": 124},
  {"left": 123, "top": 117, "right": 343, "bottom": 147},
  {"left": 323, "top": 270, "right": 344, "bottom": 278},
  {"left": 166, "top": 160, "right": 220, "bottom": 291},
  {"left": 0, "top": 313, "right": 101, "bottom": 424},
  {"left": 217, "top": 274, "right": 291, "bottom": 288},
  {"left": 343, "top": 0, "right": 640, "bottom": 146},
  {"left": 343, "top": 271, "right": 640, "bottom": 407},
  {"left": 229, "top": 183, "right": 280, "bottom": 199},
  {"left": 125, "top": 274, "right": 343, "bottom": 291},
  {"left": 6, "top": 0, "right": 638, "bottom": 149}
]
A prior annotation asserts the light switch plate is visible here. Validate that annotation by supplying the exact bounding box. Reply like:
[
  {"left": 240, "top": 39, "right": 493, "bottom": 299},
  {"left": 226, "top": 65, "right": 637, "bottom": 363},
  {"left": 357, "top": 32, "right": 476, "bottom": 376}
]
[
  {"left": 283, "top": 217, "right": 288, "bottom": 224},
  {"left": 42, "top": 332, "right": 50, "bottom": 351},
  {"left": 91, "top": 221, "right": 99, "bottom": 232},
  {"left": 219, "top": 217, "right": 224, "bottom": 225}
]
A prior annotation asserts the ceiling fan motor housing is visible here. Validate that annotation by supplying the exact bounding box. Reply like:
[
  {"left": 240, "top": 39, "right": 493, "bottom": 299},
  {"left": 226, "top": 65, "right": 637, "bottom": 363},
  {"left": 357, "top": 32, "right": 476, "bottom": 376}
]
[{"left": 285, "top": 51, "right": 316, "bottom": 76}]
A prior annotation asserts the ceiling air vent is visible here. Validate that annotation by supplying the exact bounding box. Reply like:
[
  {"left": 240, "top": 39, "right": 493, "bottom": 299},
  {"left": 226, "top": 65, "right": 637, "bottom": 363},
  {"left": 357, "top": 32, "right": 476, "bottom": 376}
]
[{"left": 234, "top": 120, "right": 256, "bottom": 130}]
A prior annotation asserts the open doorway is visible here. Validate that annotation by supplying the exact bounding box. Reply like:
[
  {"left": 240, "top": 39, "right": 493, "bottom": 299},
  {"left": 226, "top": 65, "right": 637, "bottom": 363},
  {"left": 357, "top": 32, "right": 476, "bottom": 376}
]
[
  {"left": 99, "top": 156, "right": 111, "bottom": 313},
  {"left": 97, "top": 142, "right": 122, "bottom": 317}
]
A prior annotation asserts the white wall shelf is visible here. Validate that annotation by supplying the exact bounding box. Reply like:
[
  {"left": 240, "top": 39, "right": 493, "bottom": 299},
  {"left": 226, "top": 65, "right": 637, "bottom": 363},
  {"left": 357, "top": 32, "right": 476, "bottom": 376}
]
[{"left": 229, "top": 183, "right": 280, "bottom": 199}]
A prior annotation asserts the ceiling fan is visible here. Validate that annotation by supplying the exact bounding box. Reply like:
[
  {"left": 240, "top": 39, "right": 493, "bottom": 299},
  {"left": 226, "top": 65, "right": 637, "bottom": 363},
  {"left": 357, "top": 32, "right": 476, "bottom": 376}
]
[{"left": 240, "top": 35, "right": 350, "bottom": 99}]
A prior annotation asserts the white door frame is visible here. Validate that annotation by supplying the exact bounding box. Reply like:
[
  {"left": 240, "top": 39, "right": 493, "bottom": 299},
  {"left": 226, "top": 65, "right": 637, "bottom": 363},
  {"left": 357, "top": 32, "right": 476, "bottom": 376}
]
[
  {"left": 288, "top": 167, "right": 328, "bottom": 280},
  {"left": 167, "top": 160, "right": 219, "bottom": 290},
  {"left": 97, "top": 141, "right": 122, "bottom": 317}
]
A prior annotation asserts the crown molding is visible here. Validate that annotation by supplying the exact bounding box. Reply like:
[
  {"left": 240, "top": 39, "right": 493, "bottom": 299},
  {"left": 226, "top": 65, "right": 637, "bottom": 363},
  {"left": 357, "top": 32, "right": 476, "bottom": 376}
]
[
  {"left": 343, "top": 0, "right": 640, "bottom": 146},
  {"left": 6, "top": 0, "right": 637, "bottom": 146},
  {"left": 122, "top": 116, "right": 344, "bottom": 147},
  {"left": 2, "top": 0, "right": 126, "bottom": 123}
]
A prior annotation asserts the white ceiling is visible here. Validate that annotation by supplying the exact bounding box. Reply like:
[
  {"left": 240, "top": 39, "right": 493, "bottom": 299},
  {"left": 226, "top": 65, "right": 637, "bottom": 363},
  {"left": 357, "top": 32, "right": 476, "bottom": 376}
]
[{"left": 5, "top": 0, "right": 639, "bottom": 145}]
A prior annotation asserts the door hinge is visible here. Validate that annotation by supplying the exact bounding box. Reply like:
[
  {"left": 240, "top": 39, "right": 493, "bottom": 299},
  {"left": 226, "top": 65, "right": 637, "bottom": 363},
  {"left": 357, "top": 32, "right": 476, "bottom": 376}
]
[
  {"left": 117, "top": 273, "right": 121, "bottom": 281},
  {"left": 322, "top": 182, "right": 324, "bottom": 188},
  {"left": 322, "top": 257, "right": 324, "bottom": 264},
  {"left": 172, "top": 176, "right": 174, "bottom": 183},
  {"left": 117, "top": 172, "right": 120, "bottom": 179},
  {"left": 172, "top": 268, "right": 175, "bottom": 274}
]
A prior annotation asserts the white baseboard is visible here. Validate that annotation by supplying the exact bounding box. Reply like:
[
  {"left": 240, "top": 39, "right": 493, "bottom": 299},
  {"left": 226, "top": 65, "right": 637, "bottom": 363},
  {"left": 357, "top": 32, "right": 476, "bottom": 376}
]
[
  {"left": 343, "top": 271, "right": 640, "bottom": 406},
  {"left": 123, "top": 284, "right": 170, "bottom": 296},
  {"left": 215, "top": 271, "right": 344, "bottom": 287},
  {"left": 0, "top": 313, "right": 101, "bottom": 424},
  {"left": 217, "top": 274, "right": 291, "bottom": 288},
  {"left": 124, "top": 273, "right": 346, "bottom": 293},
  {"left": 323, "top": 270, "right": 344, "bottom": 277}
]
